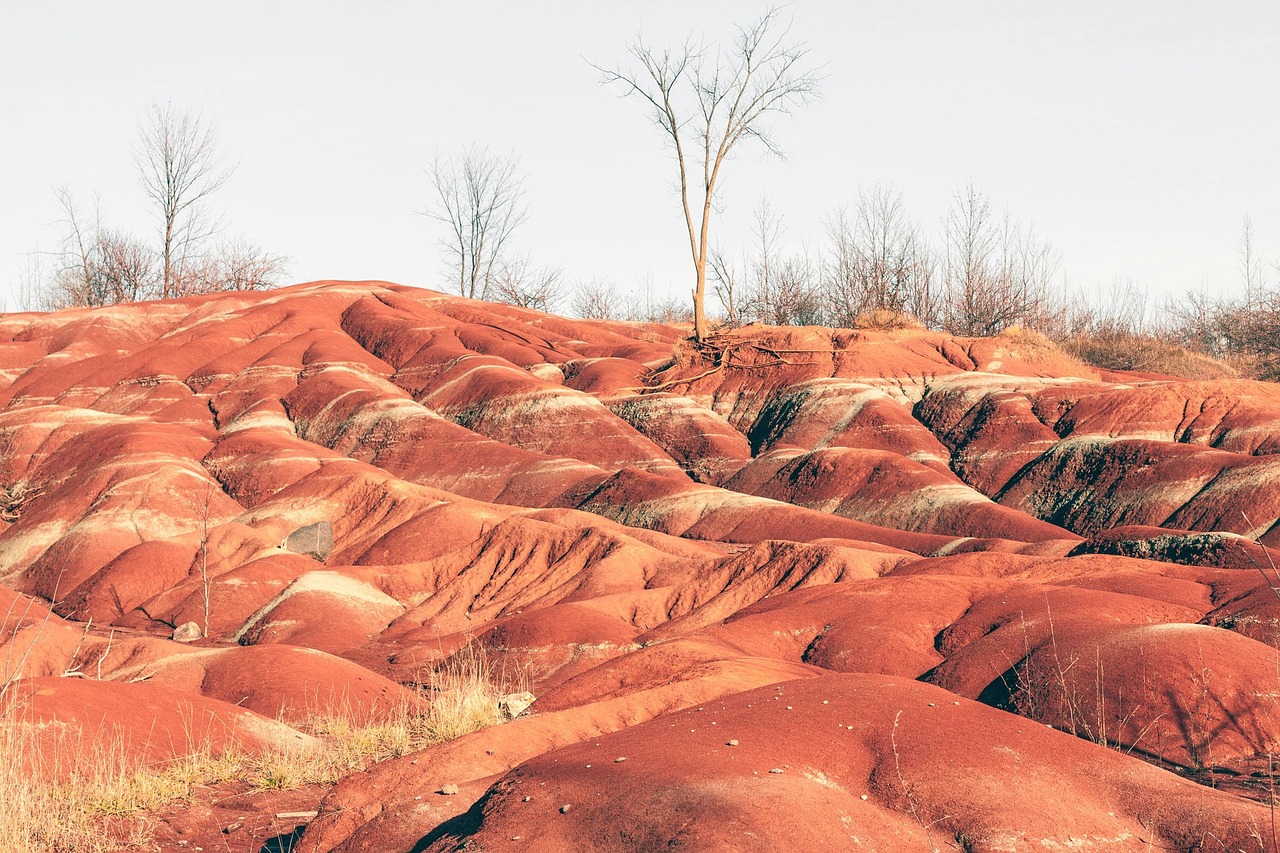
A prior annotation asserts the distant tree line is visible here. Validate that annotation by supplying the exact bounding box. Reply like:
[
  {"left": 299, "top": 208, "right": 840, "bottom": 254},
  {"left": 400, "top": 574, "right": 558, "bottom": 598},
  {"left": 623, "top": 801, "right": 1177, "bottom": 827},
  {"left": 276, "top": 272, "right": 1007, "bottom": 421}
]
[{"left": 19, "top": 103, "right": 286, "bottom": 311}]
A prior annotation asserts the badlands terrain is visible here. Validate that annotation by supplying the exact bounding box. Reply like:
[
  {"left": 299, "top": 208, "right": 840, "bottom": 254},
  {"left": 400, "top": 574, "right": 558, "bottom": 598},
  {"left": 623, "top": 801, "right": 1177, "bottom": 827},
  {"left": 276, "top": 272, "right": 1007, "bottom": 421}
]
[{"left": 5, "top": 281, "right": 1280, "bottom": 851}]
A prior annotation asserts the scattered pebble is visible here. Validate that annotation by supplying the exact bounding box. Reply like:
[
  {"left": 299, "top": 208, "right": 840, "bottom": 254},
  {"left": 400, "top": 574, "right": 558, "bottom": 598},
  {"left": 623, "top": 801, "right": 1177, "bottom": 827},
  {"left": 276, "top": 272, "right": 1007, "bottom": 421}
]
[
  {"left": 860, "top": 794, "right": 869, "bottom": 801},
  {"left": 560, "top": 804, "right": 573, "bottom": 814},
  {"left": 586, "top": 764, "right": 592, "bottom": 768},
  {"left": 822, "top": 700, "right": 828, "bottom": 704},
  {"left": 769, "top": 768, "right": 784, "bottom": 774},
  {"left": 727, "top": 739, "right": 739, "bottom": 747},
  {"left": 523, "top": 796, "right": 532, "bottom": 802},
  {"left": 615, "top": 756, "right": 627, "bottom": 762},
  {"left": 786, "top": 705, "right": 793, "bottom": 710},
  {"left": 222, "top": 823, "right": 242, "bottom": 834},
  {"left": 439, "top": 784, "right": 459, "bottom": 796},
  {"left": 927, "top": 702, "right": 936, "bottom": 707}
]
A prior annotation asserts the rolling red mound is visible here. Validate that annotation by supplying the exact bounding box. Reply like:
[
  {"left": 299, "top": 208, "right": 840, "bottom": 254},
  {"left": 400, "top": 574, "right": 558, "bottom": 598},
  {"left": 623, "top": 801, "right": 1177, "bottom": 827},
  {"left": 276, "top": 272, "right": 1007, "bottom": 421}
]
[{"left": 2, "top": 282, "right": 1280, "bottom": 850}]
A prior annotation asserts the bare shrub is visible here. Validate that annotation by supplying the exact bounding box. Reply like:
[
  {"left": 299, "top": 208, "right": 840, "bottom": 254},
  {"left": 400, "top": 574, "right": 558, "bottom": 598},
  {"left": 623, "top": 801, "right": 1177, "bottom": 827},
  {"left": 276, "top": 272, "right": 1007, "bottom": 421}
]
[
  {"left": 823, "top": 185, "right": 938, "bottom": 327},
  {"left": 712, "top": 199, "right": 824, "bottom": 327},
  {"left": 489, "top": 254, "right": 564, "bottom": 312},
  {"left": 942, "top": 183, "right": 1061, "bottom": 337},
  {"left": 572, "top": 278, "right": 626, "bottom": 320}
]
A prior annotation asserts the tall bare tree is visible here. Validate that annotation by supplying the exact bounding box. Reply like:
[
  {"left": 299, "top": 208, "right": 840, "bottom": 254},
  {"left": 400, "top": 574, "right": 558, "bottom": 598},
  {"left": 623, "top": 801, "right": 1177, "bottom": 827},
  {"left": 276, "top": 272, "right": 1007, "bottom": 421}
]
[
  {"left": 135, "top": 103, "right": 234, "bottom": 299},
  {"left": 425, "top": 146, "right": 527, "bottom": 300},
  {"left": 595, "top": 8, "right": 821, "bottom": 341}
]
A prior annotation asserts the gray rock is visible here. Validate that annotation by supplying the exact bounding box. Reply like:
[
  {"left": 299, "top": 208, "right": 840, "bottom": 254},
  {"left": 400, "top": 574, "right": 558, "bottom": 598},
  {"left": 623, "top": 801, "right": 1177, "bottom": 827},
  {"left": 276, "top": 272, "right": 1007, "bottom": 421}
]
[
  {"left": 172, "top": 621, "right": 202, "bottom": 642},
  {"left": 499, "top": 691, "right": 536, "bottom": 719},
  {"left": 284, "top": 521, "right": 333, "bottom": 561}
]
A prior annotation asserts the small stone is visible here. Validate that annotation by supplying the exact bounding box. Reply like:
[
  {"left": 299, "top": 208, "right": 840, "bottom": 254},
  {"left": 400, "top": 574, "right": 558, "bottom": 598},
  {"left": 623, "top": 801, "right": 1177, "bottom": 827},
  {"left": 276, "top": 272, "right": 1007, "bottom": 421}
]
[
  {"left": 726, "top": 739, "right": 739, "bottom": 747},
  {"left": 614, "top": 756, "right": 627, "bottom": 762},
  {"left": 786, "top": 705, "right": 793, "bottom": 710},
  {"left": 928, "top": 702, "right": 936, "bottom": 707},
  {"left": 221, "top": 823, "right": 242, "bottom": 834},
  {"left": 560, "top": 804, "right": 572, "bottom": 814},
  {"left": 860, "top": 794, "right": 869, "bottom": 801},
  {"left": 172, "top": 621, "right": 202, "bottom": 642},
  {"left": 523, "top": 796, "right": 532, "bottom": 802},
  {"left": 822, "top": 700, "right": 828, "bottom": 704},
  {"left": 499, "top": 691, "right": 536, "bottom": 719},
  {"left": 439, "top": 784, "right": 459, "bottom": 795},
  {"left": 769, "top": 768, "right": 784, "bottom": 774}
]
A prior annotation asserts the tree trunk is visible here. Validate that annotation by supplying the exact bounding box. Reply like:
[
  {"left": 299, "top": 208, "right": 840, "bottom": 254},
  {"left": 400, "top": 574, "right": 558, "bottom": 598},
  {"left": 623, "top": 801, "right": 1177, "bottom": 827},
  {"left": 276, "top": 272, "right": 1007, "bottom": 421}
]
[{"left": 693, "top": 261, "right": 709, "bottom": 341}]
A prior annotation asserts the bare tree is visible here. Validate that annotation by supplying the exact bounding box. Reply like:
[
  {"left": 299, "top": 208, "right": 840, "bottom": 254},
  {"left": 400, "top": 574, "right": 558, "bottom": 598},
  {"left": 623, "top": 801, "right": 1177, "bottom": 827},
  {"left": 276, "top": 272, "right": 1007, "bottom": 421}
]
[
  {"left": 942, "top": 183, "right": 1060, "bottom": 336},
  {"left": 1239, "top": 214, "right": 1266, "bottom": 309},
  {"left": 595, "top": 8, "right": 821, "bottom": 341},
  {"left": 713, "top": 198, "right": 822, "bottom": 326},
  {"left": 425, "top": 146, "right": 527, "bottom": 301},
  {"left": 823, "top": 185, "right": 937, "bottom": 326},
  {"left": 709, "top": 248, "right": 742, "bottom": 325},
  {"left": 48, "top": 188, "right": 157, "bottom": 308},
  {"left": 489, "top": 253, "right": 564, "bottom": 312},
  {"left": 135, "top": 103, "right": 234, "bottom": 299}
]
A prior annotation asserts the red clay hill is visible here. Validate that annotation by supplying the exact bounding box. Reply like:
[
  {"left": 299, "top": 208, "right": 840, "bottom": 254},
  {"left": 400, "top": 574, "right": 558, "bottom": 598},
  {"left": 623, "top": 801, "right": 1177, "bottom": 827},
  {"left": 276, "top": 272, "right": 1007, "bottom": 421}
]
[{"left": 4, "top": 281, "right": 1280, "bottom": 851}]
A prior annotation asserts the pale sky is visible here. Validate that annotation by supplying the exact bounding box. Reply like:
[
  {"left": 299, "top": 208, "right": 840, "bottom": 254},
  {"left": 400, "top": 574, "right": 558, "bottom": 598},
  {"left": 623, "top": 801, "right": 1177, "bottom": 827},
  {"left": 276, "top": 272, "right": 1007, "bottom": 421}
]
[{"left": 2, "top": 0, "right": 1277, "bottom": 313}]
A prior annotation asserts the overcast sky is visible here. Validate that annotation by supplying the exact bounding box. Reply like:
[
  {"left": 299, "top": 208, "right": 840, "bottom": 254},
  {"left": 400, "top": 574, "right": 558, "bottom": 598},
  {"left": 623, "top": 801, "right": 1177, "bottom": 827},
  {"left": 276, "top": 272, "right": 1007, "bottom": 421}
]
[{"left": 2, "top": 0, "right": 1277, "bottom": 313}]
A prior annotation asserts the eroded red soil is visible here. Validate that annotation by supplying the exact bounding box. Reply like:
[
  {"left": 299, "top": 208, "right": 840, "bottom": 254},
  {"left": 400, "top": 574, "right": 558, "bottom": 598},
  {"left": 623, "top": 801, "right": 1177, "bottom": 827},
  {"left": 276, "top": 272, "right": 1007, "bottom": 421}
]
[{"left": 5, "top": 282, "right": 1280, "bottom": 850}]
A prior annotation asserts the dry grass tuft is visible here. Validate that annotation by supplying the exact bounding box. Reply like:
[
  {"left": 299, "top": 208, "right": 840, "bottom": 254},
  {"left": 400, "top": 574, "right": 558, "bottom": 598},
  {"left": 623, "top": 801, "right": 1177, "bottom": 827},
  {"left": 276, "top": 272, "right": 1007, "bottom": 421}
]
[
  {"left": 851, "top": 309, "right": 924, "bottom": 331},
  {"left": 1059, "top": 331, "right": 1239, "bottom": 380},
  {"left": 0, "top": 640, "right": 518, "bottom": 851}
]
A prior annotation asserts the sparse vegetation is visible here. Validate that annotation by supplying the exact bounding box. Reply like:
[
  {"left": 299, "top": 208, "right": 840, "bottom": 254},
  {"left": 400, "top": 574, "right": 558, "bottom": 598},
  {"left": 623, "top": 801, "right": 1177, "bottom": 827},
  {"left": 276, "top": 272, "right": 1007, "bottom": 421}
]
[
  {"left": 21, "top": 104, "right": 286, "bottom": 311},
  {"left": 0, "top": 640, "right": 519, "bottom": 851}
]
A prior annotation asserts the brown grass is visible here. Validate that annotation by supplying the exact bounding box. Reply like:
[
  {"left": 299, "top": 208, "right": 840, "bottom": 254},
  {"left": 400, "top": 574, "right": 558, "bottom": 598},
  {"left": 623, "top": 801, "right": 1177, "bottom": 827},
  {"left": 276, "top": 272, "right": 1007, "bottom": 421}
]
[
  {"left": 0, "top": 641, "right": 518, "bottom": 851},
  {"left": 1059, "top": 330, "right": 1240, "bottom": 380}
]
